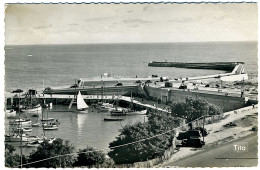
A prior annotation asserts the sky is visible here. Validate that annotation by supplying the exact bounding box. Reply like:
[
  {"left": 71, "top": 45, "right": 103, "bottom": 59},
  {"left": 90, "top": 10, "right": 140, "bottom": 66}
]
[{"left": 4, "top": 3, "right": 258, "bottom": 45}]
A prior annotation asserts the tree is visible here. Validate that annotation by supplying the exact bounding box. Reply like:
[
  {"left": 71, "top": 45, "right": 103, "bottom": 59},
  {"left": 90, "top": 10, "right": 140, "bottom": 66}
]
[
  {"left": 73, "top": 146, "right": 106, "bottom": 167},
  {"left": 28, "top": 138, "right": 77, "bottom": 168},
  {"left": 171, "top": 97, "right": 222, "bottom": 122},
  {"left": 108, "top": 112, "right": 180, "bottom": 164},
  {"left": 5, "top": 144, "right": 27, "bottom": 168}
]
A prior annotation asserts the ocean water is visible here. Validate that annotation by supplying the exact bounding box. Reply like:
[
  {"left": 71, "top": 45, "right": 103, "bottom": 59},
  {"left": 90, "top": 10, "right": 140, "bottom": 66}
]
[
  {"left": 5, "top": 41, "right": 257, "bottom": 92},
  {"left": 4, "top": 42, "right": 258, "bottom": 153}
]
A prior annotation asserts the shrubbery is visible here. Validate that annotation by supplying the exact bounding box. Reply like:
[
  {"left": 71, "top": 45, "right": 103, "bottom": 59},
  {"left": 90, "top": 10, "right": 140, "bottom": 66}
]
[
  {"left": 171, "top": 97, "right": 222, "bottom": 122},
  {"left": 108, "top": 111, "right": 180, "bottom": 164},
  {"left": 6, "top": 138, "right": 110, "bottom": 168}
]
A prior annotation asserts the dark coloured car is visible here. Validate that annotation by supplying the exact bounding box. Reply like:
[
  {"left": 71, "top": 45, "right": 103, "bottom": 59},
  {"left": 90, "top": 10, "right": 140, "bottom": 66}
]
[
  {"left": 179, "top": 85, "right": 187, "bottom": 89},
  {"left": 182, "top": 138, "right": 205, "bottom": 147},
  {"left": 134, "top": 80, "right": 142, "bottom": 83},
  {"left": 177, "top": 132, "right": 189, "bottom": 140},
  {"left": 70, "top": 84, "right": 79, "bottom": 88},
  {"left": 223, "top": 122, "right": 237, "bottom": 128},
  {"left": 145, "top": 80, "right": 152, "bottom": 84},
  {"left": 115, "top": 82, "right": 123, "bottom": 86},
  {"left": 165, "top": 82, "right": 173, "bottom": 87},
  {"left": 44, "top": 87, "right": 52, "bottom": 91},
  {"left": 186, "top": 130, "right": 202, "bottom": 138}
]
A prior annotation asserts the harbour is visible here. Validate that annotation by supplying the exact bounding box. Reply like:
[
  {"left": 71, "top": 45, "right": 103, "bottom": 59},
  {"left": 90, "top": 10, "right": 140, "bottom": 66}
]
[{"left": 3, "top": 2, "right": 258, "bottom": 168}]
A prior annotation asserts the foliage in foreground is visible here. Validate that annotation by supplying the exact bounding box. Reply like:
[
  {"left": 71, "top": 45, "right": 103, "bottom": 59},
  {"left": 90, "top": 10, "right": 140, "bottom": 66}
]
[
  {"left": 27, "top": 138, "right": 77, "bottom": 168},
  {"left": 108, "top": 97, "right": 222, "bottom": 164},
  {"left": 108, "top": 111, "right": 180, "bottom": 164},
  {"left": 5, "top": 144, "right": 27, "bottom": 168},
  {"left": 73, "top": 146, "right": 106, "bottom": 167},
  {"left": 5, "top": 139, "right": 111, "bottom": 168},
  {"left": 171, "top": 97, "right": 222, "bottom": 122}
]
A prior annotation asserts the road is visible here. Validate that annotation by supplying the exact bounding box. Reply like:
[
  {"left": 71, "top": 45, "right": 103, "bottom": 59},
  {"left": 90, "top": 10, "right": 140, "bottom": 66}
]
[{"left": 163, "top": 133, "right": 258, "bottom": 167}]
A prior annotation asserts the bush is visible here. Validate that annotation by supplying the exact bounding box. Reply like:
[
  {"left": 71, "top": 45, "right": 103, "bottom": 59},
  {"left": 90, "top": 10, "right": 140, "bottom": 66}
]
[
  {"left": 73, "top": 146, "right": 106, "bottom": 167},
  {"left": 108, "top": 111, "right": 180, "bottom": 164},
  {"left": 171, "top": 97, "right": 222, "bottom": 122},
  {"left": 5, "top": 144, "right": 27, "bottom": 168},
  {"left": 28, "top": 138, "right": 77, "bottom": 168}
]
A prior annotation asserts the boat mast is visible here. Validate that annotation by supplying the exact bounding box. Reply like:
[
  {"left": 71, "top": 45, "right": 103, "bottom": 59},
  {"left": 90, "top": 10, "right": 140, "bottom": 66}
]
[{"left": 18, "top": 92, "right": 23, "bottom": 168}]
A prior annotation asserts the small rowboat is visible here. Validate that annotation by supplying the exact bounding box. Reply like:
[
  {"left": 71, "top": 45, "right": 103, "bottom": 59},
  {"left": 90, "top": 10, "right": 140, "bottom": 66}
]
[
  {"left": 43, "top": 125, "right": 58, "bottom": 130},
  {"left": 41, "top": 118, "right": 54, "bottom": 121},
  {"left": 104, "top": 117, "right": 124, "bottom": 121},
  {"left": 14, "top": 127, "right": 33, "bottom": 133},
  {"left": 32, "top": 122, "right": 41, "bottom": 127}
]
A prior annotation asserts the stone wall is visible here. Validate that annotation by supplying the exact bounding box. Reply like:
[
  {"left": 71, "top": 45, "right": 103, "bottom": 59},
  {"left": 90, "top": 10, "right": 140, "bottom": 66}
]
[{"left": 143, "top": 86, "right": 246, "bottom": 112}]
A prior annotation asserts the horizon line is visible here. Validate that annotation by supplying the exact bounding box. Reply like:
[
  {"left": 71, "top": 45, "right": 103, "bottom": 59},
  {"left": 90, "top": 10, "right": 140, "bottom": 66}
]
[{"left": 5, "top": 40, "right": 257, "bottom": 46}]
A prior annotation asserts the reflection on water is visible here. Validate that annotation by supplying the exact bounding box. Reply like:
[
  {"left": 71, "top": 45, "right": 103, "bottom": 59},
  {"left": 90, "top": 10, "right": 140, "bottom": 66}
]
[{"left": 5, "top": 105, "right": 147, "bottom": 155}]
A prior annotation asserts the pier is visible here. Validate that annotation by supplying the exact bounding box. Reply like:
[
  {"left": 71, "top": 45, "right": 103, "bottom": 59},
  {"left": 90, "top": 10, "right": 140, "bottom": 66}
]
[{"left": 148, "top": 61, "right": 245, "bottom": 71}]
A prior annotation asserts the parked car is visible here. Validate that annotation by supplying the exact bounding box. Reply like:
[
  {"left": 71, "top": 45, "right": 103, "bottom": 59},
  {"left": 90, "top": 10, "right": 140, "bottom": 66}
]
[
  {"left": 134, "top": 80, "right": 142, "bottom": 83},
  {"left": 44, "top": 87, "right": 52, "bottom": 91},
  {"left": 177, "top": 130, "right": 202, "bottom": 140},
  {"left": 179, "top": 85, "right": 187, "bottom": 89},
  {"left": 223, "top": 122, "right": 237, "bottom": 128},
  {"left": 70, "top": 84, "right": 79, "bottom": 88},
  {"left": 181, "top": 138, "right": 205, "bottom": 147},
  {"left": 115, "top": 82, "right": 123, "bottom": 86},
  {"left": 186, "top": 130, "right": 202, "bottom": 139},
  {"left": 177, "top": 132, "right": 190, "bottom": 140},
  {"left": 165, "top": 82, "right": 173, "bottom": 87}
]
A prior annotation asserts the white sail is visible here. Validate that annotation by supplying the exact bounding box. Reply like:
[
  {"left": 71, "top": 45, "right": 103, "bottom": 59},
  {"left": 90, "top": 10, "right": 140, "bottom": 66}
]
[{"left": 77, "top": 91, "right": 89, "bottom": 110}]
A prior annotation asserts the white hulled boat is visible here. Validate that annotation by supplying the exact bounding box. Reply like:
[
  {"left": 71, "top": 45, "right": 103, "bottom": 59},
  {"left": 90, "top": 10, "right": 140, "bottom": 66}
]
[
  {"left": 9, "top": 118, "right": 32, "bottom": 126},
  {"left": 69, "top": 91, "right": 89, "bottom": 113},
  {"left": 5, "top": 109, "right": 17, "bottom": 117}
]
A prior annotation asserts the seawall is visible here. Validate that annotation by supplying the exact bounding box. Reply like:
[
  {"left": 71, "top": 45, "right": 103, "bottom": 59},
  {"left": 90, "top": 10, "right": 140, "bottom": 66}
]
[
  {"left": 148, "top": 62, "right": 244, "bottom": 71},
  {"left": 137, "top": 86, "right": 246, "bottom": 112}
]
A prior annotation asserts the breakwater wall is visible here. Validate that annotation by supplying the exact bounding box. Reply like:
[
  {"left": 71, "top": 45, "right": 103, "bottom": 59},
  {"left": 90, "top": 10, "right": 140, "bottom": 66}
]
[
  {"left": 148, "top": 61, "right": 244, "bottom": 71},
  {"left": 137, "top": 86, "right": 246, "bottom": 112}
]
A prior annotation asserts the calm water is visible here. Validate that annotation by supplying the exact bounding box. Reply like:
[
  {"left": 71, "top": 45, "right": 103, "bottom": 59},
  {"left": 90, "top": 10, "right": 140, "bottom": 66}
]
[
  {"left": 4, "top": 42, "right": 258, "bottom": 153},
  {"left": 5, "top": 105, "right": 147, "bottom": 155}
]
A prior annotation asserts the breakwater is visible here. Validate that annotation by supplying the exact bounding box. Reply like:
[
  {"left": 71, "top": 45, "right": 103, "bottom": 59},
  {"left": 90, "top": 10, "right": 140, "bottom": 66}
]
[{"left": 148, "top": 61, "right": 244, "bottom": 71}]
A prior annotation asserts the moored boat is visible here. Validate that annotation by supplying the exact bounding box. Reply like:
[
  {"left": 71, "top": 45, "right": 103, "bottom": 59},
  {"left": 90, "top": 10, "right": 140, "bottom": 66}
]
[
  {"left": 111, "top": 109, "right": 127, "bottom": 116},
  {"left": 43, "top": 124, "right": 58, "bottom": 130},
  {"left": 9, "top": 118, "right": 32, "bottom": 126},
  {"left": 5, "top": 109, "right": 17, "bottom": 117},
  {"left": 14, "top": 127, "right": 33, "bottom": 133},
  {"left": 69, "top": 91, "right": 89, "bottom": 113},
  {"left": 21, "top": 104, "right": 42, "bottom": 115},
  {"left": 104, "top": 117, "right": 124, "bottom": 121},
  {"left": 41, "top": 117, "right": 54, "bottom": 121},
  {"left": 20, "top": 89, "right": 42, "bottom": 116}
]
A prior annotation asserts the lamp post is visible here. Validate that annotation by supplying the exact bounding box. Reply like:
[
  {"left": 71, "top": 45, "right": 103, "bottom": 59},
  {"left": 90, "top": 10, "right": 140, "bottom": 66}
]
[{"left": 12, "top": 89, "right": 23, "bottom": 168}]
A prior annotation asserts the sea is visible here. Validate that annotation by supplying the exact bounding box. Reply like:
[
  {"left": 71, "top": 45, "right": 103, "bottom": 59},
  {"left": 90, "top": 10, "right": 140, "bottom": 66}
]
[{"left": 4, "top": 41, "right": 258, "bottom": 154}]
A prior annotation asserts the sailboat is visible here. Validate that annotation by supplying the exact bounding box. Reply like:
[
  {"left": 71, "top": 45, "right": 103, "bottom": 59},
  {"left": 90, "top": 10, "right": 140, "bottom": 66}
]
[
  {"left": 21, "top": 89, "right": 42, "bottom": 116},
  {"left": 42, "top": 111, "right": 58, "bottom": 130},
  {"left": 69, "top": 91, "right": 89, "bottom": 113},
  {"left": 32, "top": 110, "right": 41, "bottom": 127},
  {"left": 110, "top": 98, "right": 126, "bottom": 116}
]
